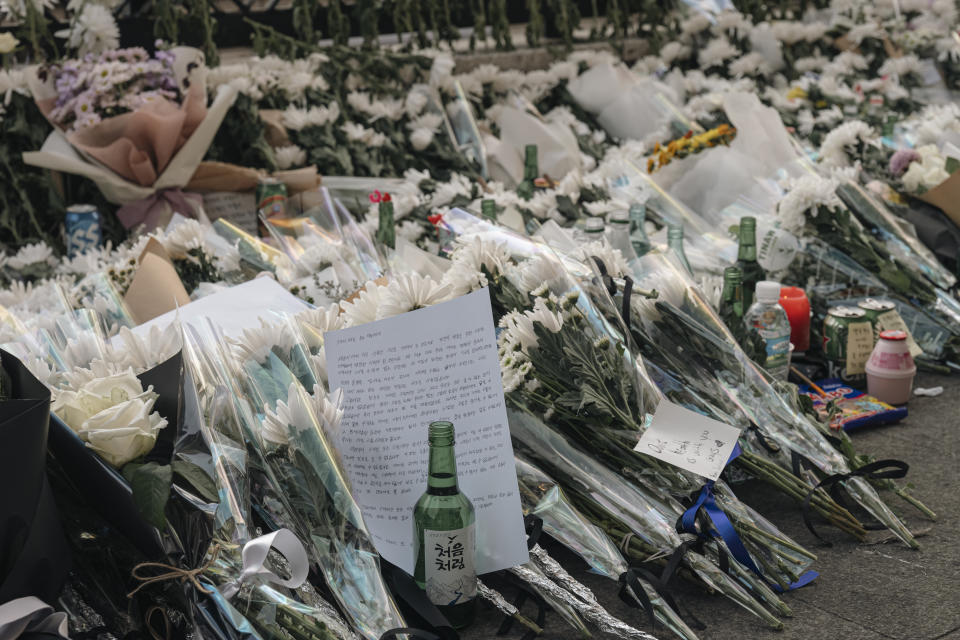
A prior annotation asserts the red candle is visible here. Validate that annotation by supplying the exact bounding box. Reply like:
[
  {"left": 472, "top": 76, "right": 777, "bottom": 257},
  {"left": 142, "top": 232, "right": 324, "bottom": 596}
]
[{"left": 779, "top": 286, "right": 811, "bottom": 352}]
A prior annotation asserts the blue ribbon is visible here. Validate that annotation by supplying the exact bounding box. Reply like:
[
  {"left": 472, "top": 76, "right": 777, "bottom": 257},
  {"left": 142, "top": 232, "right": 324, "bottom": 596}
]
[{"left": 680, "top": 443, "right": 818, "bottom": 593}]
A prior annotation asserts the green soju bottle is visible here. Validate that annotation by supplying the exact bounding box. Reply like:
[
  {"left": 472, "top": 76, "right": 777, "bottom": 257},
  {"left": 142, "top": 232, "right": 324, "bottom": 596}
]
[
  {"left": 517, "top": 144, "right": 538, "bottom": 201},
  {"left": 736, "top": 216, "right": 766, "bottom": 309},
  {"left": 719, "top": 266, "right": 745, "bottom": 327},
  {"left": 667, "top": 223, "right": 693, "bottom": 275},
  {"left": 413, "top": 421, "right": 477, "bottom": 628},
  {"left": 481, "top": 198, "right": 497, "bottom": 222},
  {"left": 376, "top": 197, "right": 395, "bottom": 250},
  {"left": 629, "top": 202, "right": 651, "bottom": 256}
]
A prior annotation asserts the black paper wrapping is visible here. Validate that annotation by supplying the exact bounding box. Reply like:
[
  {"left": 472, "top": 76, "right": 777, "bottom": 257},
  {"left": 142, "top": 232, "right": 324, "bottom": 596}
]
[
  {"left": 0, "top": 350, "right": 70, "bottom": 605},
  {"left": 46, "top": 351, "right": 184, "bottom": 560}
]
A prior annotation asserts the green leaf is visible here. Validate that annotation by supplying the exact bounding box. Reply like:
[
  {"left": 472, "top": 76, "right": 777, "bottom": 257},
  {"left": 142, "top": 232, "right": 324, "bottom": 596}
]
[
  {"left": 946, "top": 157, "right": 960, "bottom": 175},
  {"left": 123, "top": 462, "right": 173, "bottom": 529},
  {"left": 172, "top": 459, "right": 219, "bottom": 504}
]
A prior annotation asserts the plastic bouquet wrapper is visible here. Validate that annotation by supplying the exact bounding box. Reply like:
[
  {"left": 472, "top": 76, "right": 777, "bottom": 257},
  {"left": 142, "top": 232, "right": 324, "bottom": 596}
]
[
  {"left": 23, "top": 47, "right": 238, "bottom": 231},
  {"left": 515, "top": 455, "right": 703, "bottom": 640},
  {"left": 181, "top": 318, "right": 407, "bottom": 640},
  {"left": 492, "top": 93, "right": 583, "bottom": 183},
  {"left": 585, "top": 246, "right": 925, "bottom": 548},
  {"left": 262, "top": 186, "right": 386, "bottom": 306},
  {"left": 566, "top": 63, "right": 689, "bottom": 142},
  {"left": 433, "top": 209, "right": 811, "bottom": 626}
]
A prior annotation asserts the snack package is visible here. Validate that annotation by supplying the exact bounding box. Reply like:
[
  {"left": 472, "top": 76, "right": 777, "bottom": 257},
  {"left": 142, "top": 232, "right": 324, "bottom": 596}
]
[{"left": 799, "top": 378, "right": 907, "bottom": 431}]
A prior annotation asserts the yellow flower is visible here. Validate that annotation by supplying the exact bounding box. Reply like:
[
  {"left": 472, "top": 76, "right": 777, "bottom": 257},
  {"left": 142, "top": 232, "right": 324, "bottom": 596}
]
[
  {"left": 786, "top": 87, "right": 808, "bottom": 100},
  {"left": 0, "top": 32, "right": 19, "bottom": 54}
]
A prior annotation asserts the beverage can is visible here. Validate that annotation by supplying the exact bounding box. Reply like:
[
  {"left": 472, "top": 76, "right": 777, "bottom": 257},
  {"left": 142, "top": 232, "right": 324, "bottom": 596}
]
[
  {"left": 857, "top": 298, "right": 896, "bottom": 338},
  {"left": 65, "top": 204, "right": 102, "bottom": 257},
  {"left": 824, "top": 306, "right": 871, "bottom": 385},
  {"left": 256, "top": 177, "right": 288, "bottom": 218}
]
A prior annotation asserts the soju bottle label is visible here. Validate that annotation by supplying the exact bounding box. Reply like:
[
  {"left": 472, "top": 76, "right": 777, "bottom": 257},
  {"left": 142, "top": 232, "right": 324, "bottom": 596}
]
[{"left": 424, "top": 525, "right": 477, "bottom": 606}]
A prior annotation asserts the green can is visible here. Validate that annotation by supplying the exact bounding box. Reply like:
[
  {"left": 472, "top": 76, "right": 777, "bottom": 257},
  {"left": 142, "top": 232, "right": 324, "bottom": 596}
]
[
  {"left": 857, "top": 298, "right": 896, "bottom": 336},
  {"left": 256, "top": 177, "right": 288, "bottom": 218},
  {"left": 823, "top": 306, "right": 870, "bottom": 385}
]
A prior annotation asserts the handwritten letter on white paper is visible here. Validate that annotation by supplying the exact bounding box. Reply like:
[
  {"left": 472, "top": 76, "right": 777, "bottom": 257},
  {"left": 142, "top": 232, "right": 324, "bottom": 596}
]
[
  {"left": 636, "top": 399, "right": 742, "bottom": 481},
  {"left": 325, "top": 288, "right": 529, "bottom": 575}
]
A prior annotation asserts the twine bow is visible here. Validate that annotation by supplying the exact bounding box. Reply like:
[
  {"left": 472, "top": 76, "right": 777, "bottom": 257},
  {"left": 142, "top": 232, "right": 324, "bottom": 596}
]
[{"left": 127, "top": 545, "right": 221, "bottom": 598}]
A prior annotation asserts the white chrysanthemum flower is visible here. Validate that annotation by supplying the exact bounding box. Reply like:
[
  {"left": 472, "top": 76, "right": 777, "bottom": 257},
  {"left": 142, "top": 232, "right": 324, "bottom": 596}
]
[
  {"left": 274, "top": 144, "right": 307, "bottom": 170},
  {"left": 113, "top": 324, "right": 182, "bottom": 373},
  {"left": 714, "top": 10, "right": 751, "bottom": 39},
  {"left": 56, "top": 3, "right": 119, "bottom": 55},
  {"left": 347, "top": 91, "right": 405, "bottom": 122},
  {"left": 61, "top": 331, "right": 108, "bottom": 371},
  {"left": 527, "top": 297, "right": 564, "bottom": 334},
  {"left": 659, "top": 41, "right": 692, "bottom": 65},
  {"left": 510, "top": 253, "right": 568, "bottom": 296},
  {"left": 777, "top": 174, "right": 841, "bottom": 233},
  {"left": 681, "top": 13, "right": 711, "bottom": 36},
  {"left": 794, "top": 54, "right": 829, "bottom": 73},
  {"left": 819, "top": 120, "right": 876, "bottom": 168},
  {"left": 409, "top": 128, "right": 434, "bottom": 151},
  {"left": 262, "top": 382, "right": 315, "bottom": 446},
  {"left": 405, "top": 90, "right": 429, "bottom": 117},
  {"left": 298, "top": 302, "right": 344, "bottom": 336},
  {"left": 698, "top": 37, "right": 739, "bottom": 68},
  {"left": 60, "top": 359, "right": 131, "bottom": 393},
  {"left": 878, "top": 54, "right": 923, "bottom": 79},
  {"left": 729, "top": 52, "right": 770, "bottom": 77},
  {"left": 573, "top": 240, "right": 631, "bottom": 278},
  {"left": 441, "top": 236, "right": 512, "bottom": 296},
  {"left": 311, "top": 385, "right": 344, "bottom": 448},
  {"left": 844, "top": 22, "right": 885, "bottom": 45},
  {"left": 376, "top": 273, "right": 450, "bottom": 320},
  {"left": 341, "top": 122, "right": 387, "bottom": 147},
  {"left": 232, "top": 318, "right": 297, "bottom": 364},
  {"left": 158, "top": 219, "right": 206, "bottom": 258},
  {"left": 7, "top": 242, "right": 56, "bottom": 270},
  {"left": 339, "top": 282, "right": 383, "bottom": 327},
  {"left": 902, "top": 144, "right": 951, "bottom": 193}
]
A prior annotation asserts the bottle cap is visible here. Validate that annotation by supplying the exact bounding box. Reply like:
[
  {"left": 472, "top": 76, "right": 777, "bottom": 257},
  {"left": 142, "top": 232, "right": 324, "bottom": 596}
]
[
  {"left": 585, "top": 217, "right": 605, "bottom": 233},
  {"left": 755, "top": 280, "right": 781, "bottom": 304},
  {"left": 608, "top": 210, "right": 630, "bottom": 225},
  {"left": 740, "top": 216, "right": 756, "bottom": 228},
  {"left": 879, "top": 330, "right": 907, "bottom": 341}
]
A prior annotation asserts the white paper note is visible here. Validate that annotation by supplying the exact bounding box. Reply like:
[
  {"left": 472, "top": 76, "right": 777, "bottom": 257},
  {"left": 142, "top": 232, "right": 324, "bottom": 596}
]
[
  {"left": 325, "top": 288, "right": 529, "bottom": 575},
  {"left": 202, "top": 192, "right": 259, "bottom": 236},
  {"left": 875, "top": 310, "right": 923, "bottom": 358},
  {"left": 635, "top": 399, "right": 742, "bottom": 481},
  {"left": 124, "top": 277, "right": 308, "bottom": 340}
]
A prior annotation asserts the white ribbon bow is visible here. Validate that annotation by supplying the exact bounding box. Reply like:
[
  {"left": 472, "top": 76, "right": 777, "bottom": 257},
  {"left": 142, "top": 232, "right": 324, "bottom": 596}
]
[
  {"left": 219, "top": 528, "right": 310, "bottom": 600},
  {"left": 0, "top": 596, "right": 69, "bottom": 640}
]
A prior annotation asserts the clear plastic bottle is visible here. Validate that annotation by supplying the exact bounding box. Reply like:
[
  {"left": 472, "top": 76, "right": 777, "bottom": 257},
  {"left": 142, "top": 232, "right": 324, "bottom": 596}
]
[
  {"left": 744, "top": 280, "right": 792, "bottom": 380},
  {"left": 606, "top": 210, "right": 637, "bottom": 261},
  {"left": 578, "top": 216, "right": 606, "bottom": 244}
]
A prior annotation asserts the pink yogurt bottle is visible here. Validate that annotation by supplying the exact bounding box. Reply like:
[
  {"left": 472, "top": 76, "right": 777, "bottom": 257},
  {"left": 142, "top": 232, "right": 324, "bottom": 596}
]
[{"left": 865, "top": 330, "right": 916, "bottom": 405}]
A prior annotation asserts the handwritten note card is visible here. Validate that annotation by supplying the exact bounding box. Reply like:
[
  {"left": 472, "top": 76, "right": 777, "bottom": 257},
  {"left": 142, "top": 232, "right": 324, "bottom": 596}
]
[
  {"left": 876, "top": 310, "right": 923, "bottom": 358},
  {"left": 325, "top": 288, "right": 529, "bottom": 575},
  {"left": 845, "top": 321, "right": 875, "bottom": 375},
  {"left": 635, "top": 399, "right": 742, "bottom": 481}
]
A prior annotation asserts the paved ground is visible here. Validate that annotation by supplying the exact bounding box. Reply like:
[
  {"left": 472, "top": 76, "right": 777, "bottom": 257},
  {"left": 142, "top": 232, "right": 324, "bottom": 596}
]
[{"left": 466, "top": 372, "right": 960, "bottom": 640}]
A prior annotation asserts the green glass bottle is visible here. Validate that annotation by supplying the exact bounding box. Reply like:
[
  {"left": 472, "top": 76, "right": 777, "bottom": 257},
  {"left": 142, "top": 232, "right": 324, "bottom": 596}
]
[
  {"left": 481, "top": 198, "right": 497, "bottom": 222},
  {"left": 413, "top": 421, "right": 477, "bottom": 628},
  {"left": 628, "top": 202, "right": 651, "bottom": 256},
  {"left": 516, "top": 144, "right": 538, "bottom": 201},
  {"left": 736, "top": 216, "right": 766, "bottom": 309},
  {"left": 667, "top": 223, "right": 693, "bottom": 275},
  {"left": 376, "top": 197, "right": 395, "bottom": 250},
  {"left": 719, "top": 266, "right": 745, "bottom": 325}
]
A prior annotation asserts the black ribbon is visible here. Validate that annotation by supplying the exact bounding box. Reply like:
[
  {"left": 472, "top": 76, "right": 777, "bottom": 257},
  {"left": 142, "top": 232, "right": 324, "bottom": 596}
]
[
  {"left": 590, "top": 257, "right": 633, "bottom": 333},
  {"left": 799, "top": 459, "right": 910, "bottom": 544},
  {"left": 618, "top": 539, "right": 707, "bottom": 631},
  {"left": 591, "top": 256, "right": 618, "bottom": 297},
  {"left": 495, "top": 573, "right": 548, "bottom": 640},
  {"left": 523, "top": 514, "right": 543, "bottom": 550},
  {"left": 379, "top": 559, "right": 458, "bottom": 640},
  {"left": 747, "top": 422, "right": 781, "bottom": 454}
]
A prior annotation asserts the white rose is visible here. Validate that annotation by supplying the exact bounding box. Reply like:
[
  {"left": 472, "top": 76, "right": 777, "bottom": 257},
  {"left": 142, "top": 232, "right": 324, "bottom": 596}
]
[
  {"left": 922, "top": 165, "right": 950, "bottom": 189},
  {"left": 80, "top": 396, "right": 167, "bottom": 467},
  {"left": 52, "top": 370, "right": 167, "bottom": 467}
]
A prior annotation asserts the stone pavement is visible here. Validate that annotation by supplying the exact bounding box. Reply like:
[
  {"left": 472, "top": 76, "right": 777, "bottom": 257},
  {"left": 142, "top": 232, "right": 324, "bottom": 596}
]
[{"left": 464, "top": 373, "right": 960, "bottom": 640}]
